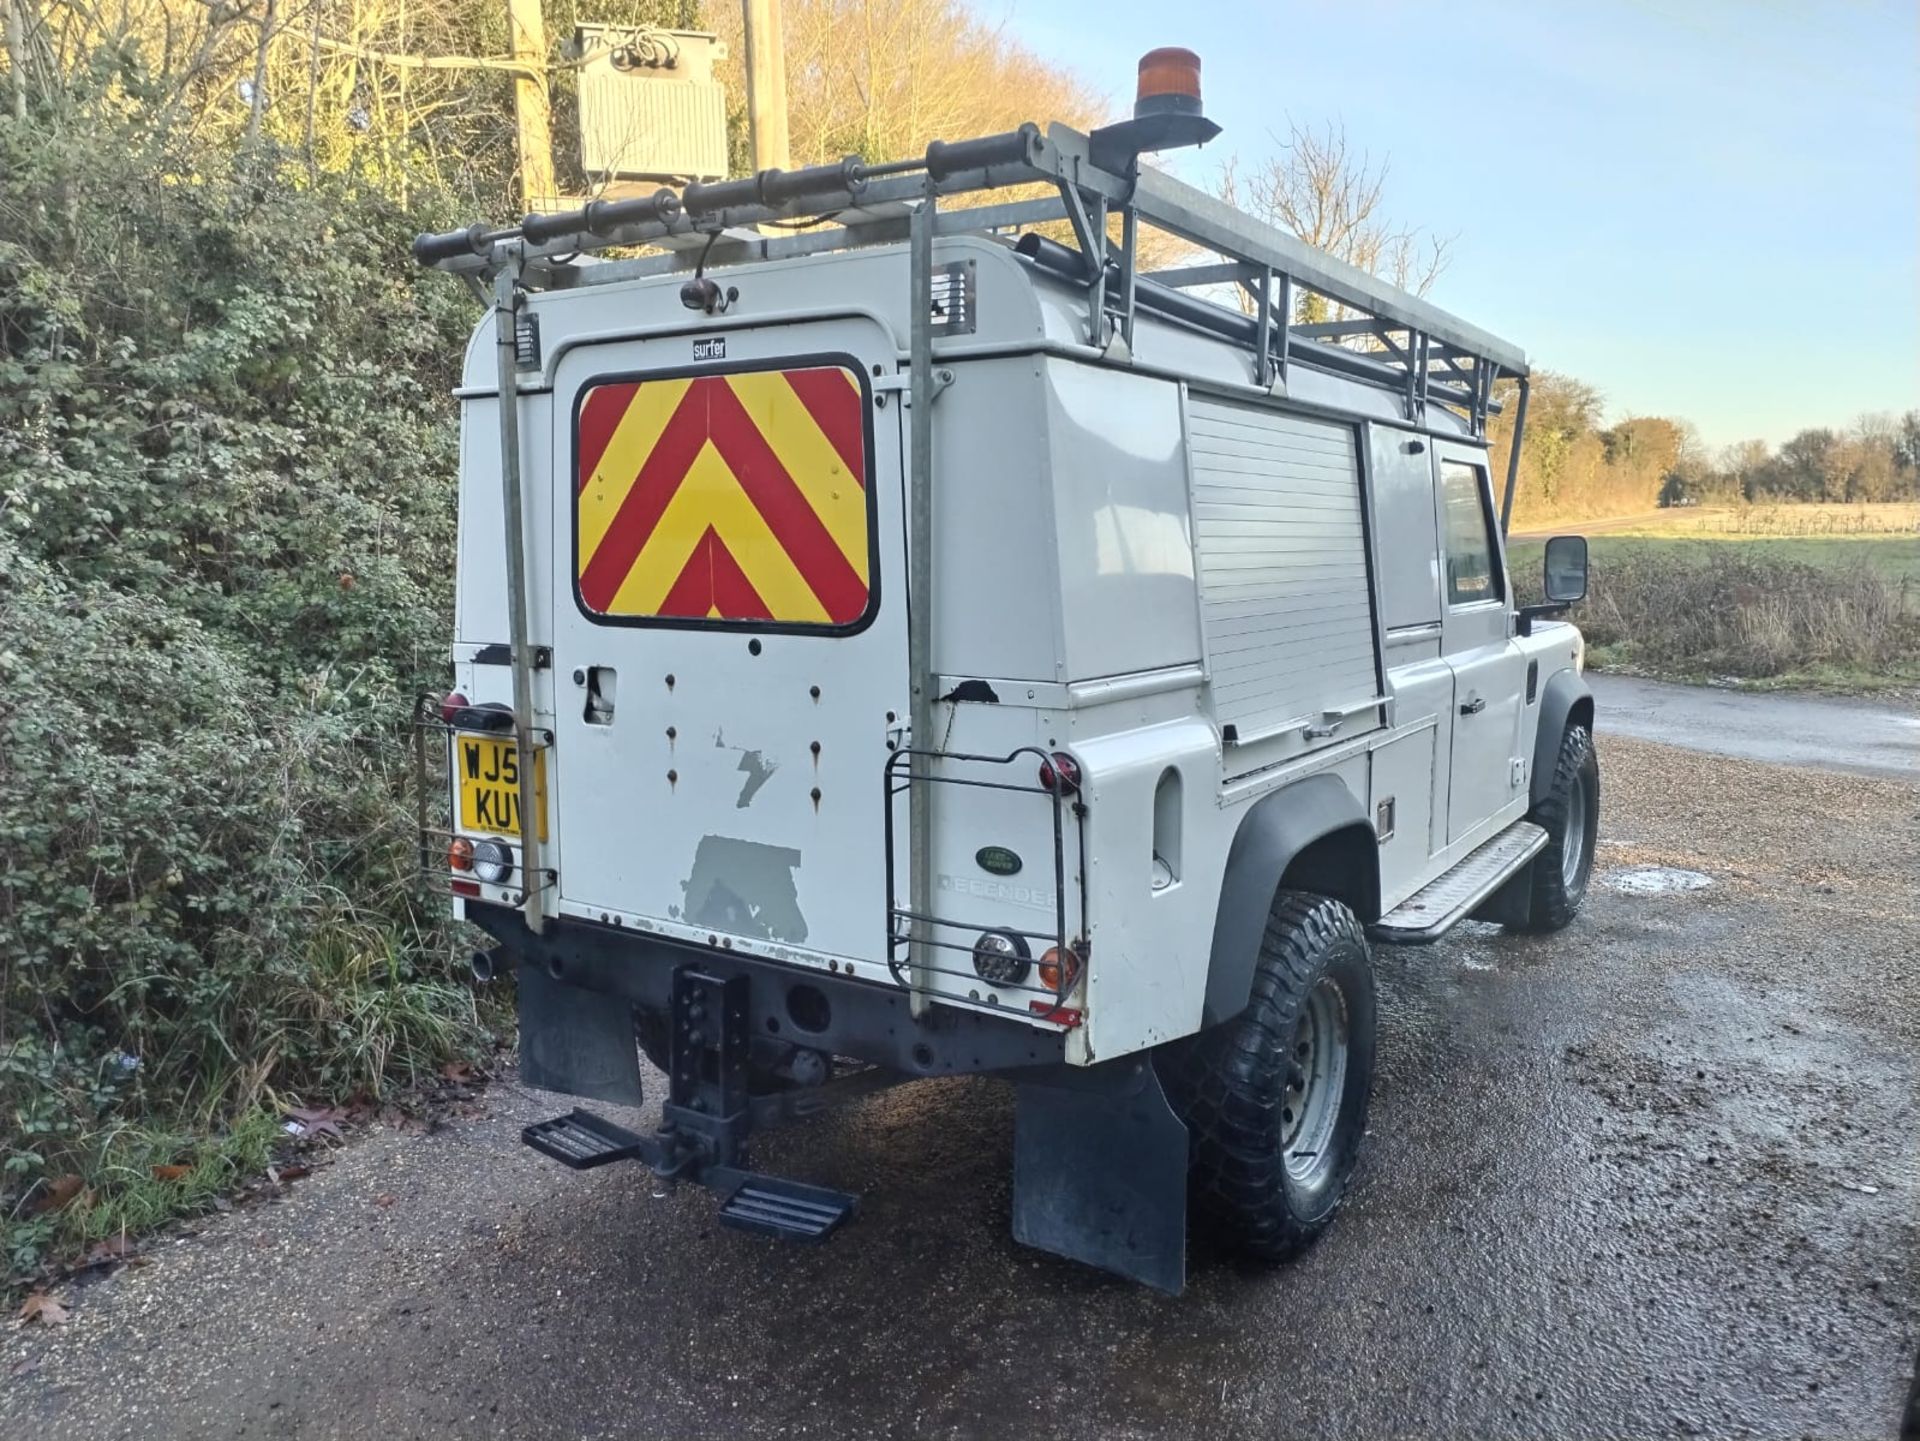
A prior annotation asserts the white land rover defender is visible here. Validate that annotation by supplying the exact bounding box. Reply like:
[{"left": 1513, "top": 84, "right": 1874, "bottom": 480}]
[{"left": 414, "top": 49, "right": 1597, "bottom": 1293}]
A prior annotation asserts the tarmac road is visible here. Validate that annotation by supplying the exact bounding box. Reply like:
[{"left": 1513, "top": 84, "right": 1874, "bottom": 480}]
[
  {"left": 4, "top": 732, "right": 1917, "bottom": 1440},
  {"left": 1589, "top": 673, "right": 1919, "bottom": 779}
]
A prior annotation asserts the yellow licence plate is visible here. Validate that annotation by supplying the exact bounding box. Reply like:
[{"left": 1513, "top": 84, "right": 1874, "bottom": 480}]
[{"left": 454, "top": 735, "right": 548, "bottom": 842}]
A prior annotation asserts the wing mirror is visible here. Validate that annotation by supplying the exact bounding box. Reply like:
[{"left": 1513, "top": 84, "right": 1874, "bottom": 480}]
[
  {"left": 1542, "top": 534, "right": 1588, "bottom": 603},
  {"left": 1519, "top": 535, "right": 1587, "bottom": 636}
]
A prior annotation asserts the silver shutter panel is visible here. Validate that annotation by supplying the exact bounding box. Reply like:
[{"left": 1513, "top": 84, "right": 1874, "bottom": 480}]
[{"left": 1188, "top": 399, "right": 1380, "bottom": 750}]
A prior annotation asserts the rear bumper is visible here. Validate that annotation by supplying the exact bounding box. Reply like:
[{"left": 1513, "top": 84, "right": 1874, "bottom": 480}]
[{"left": 466, "top": 903, "right": 1068, "bottom": 1078}]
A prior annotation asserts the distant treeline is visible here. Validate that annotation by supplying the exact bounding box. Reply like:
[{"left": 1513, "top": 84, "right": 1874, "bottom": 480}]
[{"left": 1492, "top": 373, "right": 1920, "bottom": 524}]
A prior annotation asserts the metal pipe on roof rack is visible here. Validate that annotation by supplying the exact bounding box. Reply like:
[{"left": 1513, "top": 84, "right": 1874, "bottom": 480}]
[
  {"left": 1134, "top": 273, "right": 1483, "bottom": 409},
  {"left": 924, "top": 123, "right": 1044, "bottom": 180},
  {"left": 1013, "top": 230, "right": 1113, "bottom": 281},
  {"left": 1253, "top": 266, "right": 1273, "bottom": 388},
  {"left": 1500, "top": 373, "right": 1529, "bottom": 535},
  {"left": 1017, "top": 234, "right": 1484, "bottom": 408},
  {"left": 413, "top": 222, "right": 508, "bottom": 267},
  {"left": 518, "top": 188, "right": 683, "bottom": 246}
]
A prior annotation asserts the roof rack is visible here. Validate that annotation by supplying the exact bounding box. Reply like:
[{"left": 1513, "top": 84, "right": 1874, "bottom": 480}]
[{"left": 415, "top": 117, "right": 1530, "bottom": 446}]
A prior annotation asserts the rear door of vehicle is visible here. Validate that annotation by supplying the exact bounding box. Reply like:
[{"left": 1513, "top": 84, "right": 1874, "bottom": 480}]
[
  {"left": 1434, "top": 442, "right": 1528, "bottom": 845},
  {"left": 548, "top": 317, "right": 908, "bottom": 967}
]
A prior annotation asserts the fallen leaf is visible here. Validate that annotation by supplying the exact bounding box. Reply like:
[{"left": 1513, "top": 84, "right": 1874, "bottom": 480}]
[
  {"left": 151, "top": 1164, "right": 192, "bottom": 1182},
  {"left": 18, "top": 1293, "right": 70, "bottom": 1327},
  {"left": 269, "top": 1163, "right": 312, "bottom": 1184},
  {"left": 439, "top": 1061, "right": 477, "bottom": 1083},
  {"left": 39, "top": 1174, "right": 85, "bottom": 1213},
  {"left": 373, "top": 1193, "right": 396, "bottom": 1209}
]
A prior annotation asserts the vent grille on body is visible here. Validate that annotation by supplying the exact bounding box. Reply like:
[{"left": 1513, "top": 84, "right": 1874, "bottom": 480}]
[{"left": 930, "top": 260, "right": 977, "bottom": 335}]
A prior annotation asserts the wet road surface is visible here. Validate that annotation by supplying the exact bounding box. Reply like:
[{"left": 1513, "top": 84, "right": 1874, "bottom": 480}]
[
  {"left": 1590, "top": 673, "right": 1918, "bottom": 779},
  {"left": 3, "top": 735, "right": 1916, "bottom": 1439}
]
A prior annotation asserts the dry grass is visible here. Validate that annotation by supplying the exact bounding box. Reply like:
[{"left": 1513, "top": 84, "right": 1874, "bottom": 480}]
[
  {"left": 1588, "top": 554, "right": 1916, "bottom": 688},
  {"left": 1626, "top": 503, "right": 1920, "bottom": 539}
]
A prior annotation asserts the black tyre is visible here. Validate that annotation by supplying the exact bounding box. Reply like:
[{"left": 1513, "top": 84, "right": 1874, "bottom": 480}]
[
  {"left": 1173, "top": 891, "right": 1377, "bottom": 1262},
  {"left": 1516, "top": 722, "right": 1599, "bottom": 933}
]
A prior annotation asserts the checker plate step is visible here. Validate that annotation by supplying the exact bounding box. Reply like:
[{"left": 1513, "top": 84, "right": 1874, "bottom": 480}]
[
  {"left": 718, "top": 1174, "right": 858, "bottom": 1242},
  {"left": 1371, "top": 820, "right": 1549, "bottom": 944},
  {"left": 523, "top": 1109, "right": 646, "bottom": 1170}
]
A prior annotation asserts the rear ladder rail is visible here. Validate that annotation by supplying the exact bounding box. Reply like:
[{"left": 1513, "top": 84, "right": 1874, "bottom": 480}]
[{"left": 881, "top": 744, "right": 1090, "bottom": 1024}]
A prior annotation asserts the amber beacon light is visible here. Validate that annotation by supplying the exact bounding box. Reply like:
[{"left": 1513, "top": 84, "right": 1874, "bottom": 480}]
[
  {"left": 1135, "top": 47, "right": 1205, "bottom": 118},
  {"left": 1088, "top": 46, "right": 1220, "bottom": 165}
]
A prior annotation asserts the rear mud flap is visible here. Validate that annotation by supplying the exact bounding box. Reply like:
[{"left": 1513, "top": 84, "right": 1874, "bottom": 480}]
[
  {"left": 1012, "top": 1058, "right": 1189, "bottom": 1294},
  {"left": 516, "top": 962, "right": 644, "bottom": 1107}
]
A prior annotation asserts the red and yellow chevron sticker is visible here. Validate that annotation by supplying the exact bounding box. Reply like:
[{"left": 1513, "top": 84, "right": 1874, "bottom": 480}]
[{"left": 574, "top": 365, "right": 869, "bottom": 625}]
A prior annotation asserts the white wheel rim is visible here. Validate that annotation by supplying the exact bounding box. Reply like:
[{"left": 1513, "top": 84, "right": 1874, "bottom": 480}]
[
  {"left": 1562, "top": 774, "right": 1588, "bottom": 886},
  {"left": 1282, "top": 977, "right": 1350, "bottom": 1189}
]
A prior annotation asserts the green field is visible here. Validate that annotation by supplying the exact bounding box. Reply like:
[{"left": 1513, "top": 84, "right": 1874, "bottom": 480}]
[
  {"left": 1506, "top": 520, "right": 1920, "bottom": 696},
  {"left": 1509, "top": 532, "right": 1920, "bottom": 587}
]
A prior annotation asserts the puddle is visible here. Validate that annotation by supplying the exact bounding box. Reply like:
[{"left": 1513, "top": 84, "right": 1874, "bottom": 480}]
[{"left": 1603, "top": 865, "right": 1714, "bottom": 895}]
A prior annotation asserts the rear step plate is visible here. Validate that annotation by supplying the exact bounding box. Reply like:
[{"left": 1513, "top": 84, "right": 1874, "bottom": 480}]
[
  {"left": 523, "top": 1109, "right": 646, "bottom": 1170},
  {"left": 1372, "top": 821, "right": 1549, "bottom": 944},
  {"left": 718, "top": 1175, "right": 858, "bottom": 1243}
]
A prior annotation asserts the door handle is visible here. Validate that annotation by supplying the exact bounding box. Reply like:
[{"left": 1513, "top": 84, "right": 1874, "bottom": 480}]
[{"left": 1459, "top": 697, "right": 1486, "bottom": 716}]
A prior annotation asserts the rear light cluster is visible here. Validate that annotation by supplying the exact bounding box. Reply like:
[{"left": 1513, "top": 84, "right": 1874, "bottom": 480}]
[
  {"left": 1037, "top": 751, "right": 1081, "bottom": 795},
  {"left": 970, "top": 931, "right": 1029, "bottom": 986},
  {"left": 438, "top": 692, "right": 516, "bottom": 733},
  {"left": 448, "top": 835, "right": 514, "bottom": 895},
  {"left": 1038, "top": 945, "right": 1080, "bottom": 993}
]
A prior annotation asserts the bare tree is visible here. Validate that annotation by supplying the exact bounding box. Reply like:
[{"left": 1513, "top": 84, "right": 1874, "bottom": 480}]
[{"left": 1219, "top": 119, "right": 1453, "bottom": 321}]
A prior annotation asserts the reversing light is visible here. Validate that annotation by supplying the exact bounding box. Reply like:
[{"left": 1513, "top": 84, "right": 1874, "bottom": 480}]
[
  {"left": 448, "top": 837, "right": 474, "bottom": 872},
  {"left": 1037, "top": 751, "right": 1082, "bottom": 795},
  {"left": 1038, "top": 945, "right": 1081, "bottom": 994},
  {"left": 971, "top": 931, "right": 1030, "bottom": 986},
  {"left": 439, "top": 691, "right": 470, "bottom": 723},
  {"left": 470, "top": 839, "right": 513, "bottom": 885}
]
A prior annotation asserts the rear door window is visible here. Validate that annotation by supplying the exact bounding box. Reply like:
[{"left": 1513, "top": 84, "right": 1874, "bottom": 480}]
[{"left": 1440, "top": 459, "right": 1503, "bottom": 606}]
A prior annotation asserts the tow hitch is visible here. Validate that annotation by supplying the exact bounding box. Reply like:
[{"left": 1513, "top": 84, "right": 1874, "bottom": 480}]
[{"left": 521, "top": 966, "right": 861, "bottom": 1243}]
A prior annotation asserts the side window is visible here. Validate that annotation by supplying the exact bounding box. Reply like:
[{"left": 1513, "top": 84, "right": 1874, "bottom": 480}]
[{"left": 1440, "top": 460, "right": 1503, "bottom": 606}]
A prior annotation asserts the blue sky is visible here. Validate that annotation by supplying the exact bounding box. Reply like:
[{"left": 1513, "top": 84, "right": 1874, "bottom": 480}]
[{"left": 996, "top": 0, "right": 1918, "bottom": 450}]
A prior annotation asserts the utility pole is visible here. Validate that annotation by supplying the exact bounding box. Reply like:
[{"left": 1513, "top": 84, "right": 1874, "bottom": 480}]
[
  {"left": 741, "top": 0, "right": 790, "bottom": 172},
  {"left": 506, "top": 0, "right": 554, "bottom": 210},
  {"left": 6, "top": 0, "right": 33, "bottom": 121}
]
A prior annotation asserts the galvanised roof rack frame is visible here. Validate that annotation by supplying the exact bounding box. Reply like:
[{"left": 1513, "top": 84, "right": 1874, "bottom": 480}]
[{"left": 415, "top": 118, "right": 1531, "bottom": 450}]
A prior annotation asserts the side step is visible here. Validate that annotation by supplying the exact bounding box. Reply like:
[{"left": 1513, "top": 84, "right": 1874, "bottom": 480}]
[
  {"left": 523, "top": 1108, "right": 646, "bottom": 1169},
  {"left": 1371, "top": 820, "right": 1549, "bottom": 945},
  {"left": 717, "top": 1175, "right": 858, "bottom": 1242}
]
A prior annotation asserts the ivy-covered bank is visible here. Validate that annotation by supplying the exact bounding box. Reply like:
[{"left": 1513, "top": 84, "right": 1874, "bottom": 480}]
[{"left": 0, "top": 92, "right": 487, "bottom": 1277}]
